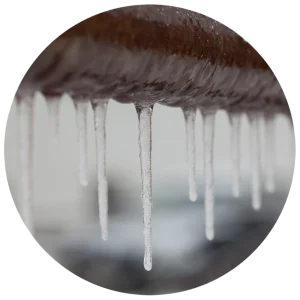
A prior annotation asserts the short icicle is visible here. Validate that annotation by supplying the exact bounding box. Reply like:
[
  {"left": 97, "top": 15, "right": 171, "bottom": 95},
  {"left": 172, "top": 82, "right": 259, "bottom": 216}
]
[
  {"left": 182, "top": 107, "right": 197, "bottom": 201},
  {"left": 46, "top": 95, "right": 61, "bottom": 143},
  {"left": 229, "top": 111, "right": 241, "bottom": 198},
  {"left": 200, "top": 108, "right": 216, "bottom": 241},
  {"left": 74, "top": 99, "right": 89, "bottom": 186},
  {"left": 92, "top": 99, "right": 109, "bottom": 241},
  {"left": 278, "top": 109, "right": 297, "bottom": 168},
  {"left": 17, "top": 94, "right": 35, "bottom": 234},
  {"left": 136, "top": 105, "right": 153, "bottom": 271},
  {"left": 248, "top": 111, "right": 262, "bottom": 211},
  {"left": 264, "top": 111, "right": 276, "bottom": 193}
]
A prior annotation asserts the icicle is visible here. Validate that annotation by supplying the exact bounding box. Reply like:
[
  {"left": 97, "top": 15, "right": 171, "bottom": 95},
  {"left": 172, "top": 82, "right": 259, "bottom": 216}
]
[
  {"left": 92, "top": 99, "right": 109, "bottom": 241},
  {"left": 136, "top": 105, "right": 153, "bottom": 271},
  {"left": 201, "top": 108, "right": 216, "bottom": 241},
  {"left": 15, "top": 97, "right": 21, "bottom": 155},
  {"left": 74, "top": 100, "right": 89, "bottom": 186},
  {"left": 264, "top": 111, "right": 276, "bottom": 193},
  {"left": 46, "top": 96, "right": 61, "bottom": 143},
  {"left": 229, "top": 112, "right": 241, "bottom": 198},
  {"left": 182, "top": 107, "right": 197, "bottom": 201},
  {"left": 248, "top": 111, "right": 262, "bottom": 211},
  {"left": 17, "top": 94, "right": 35, "bottom": 234},
  {"left": 282, "top": 114, "right": 295, "bottom": 176}
]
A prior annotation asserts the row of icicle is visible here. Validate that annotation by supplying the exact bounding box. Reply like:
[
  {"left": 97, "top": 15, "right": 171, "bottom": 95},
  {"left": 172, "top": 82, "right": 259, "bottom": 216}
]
[{"left": 15, "top": 93, "right": 288, "bottom": 271}]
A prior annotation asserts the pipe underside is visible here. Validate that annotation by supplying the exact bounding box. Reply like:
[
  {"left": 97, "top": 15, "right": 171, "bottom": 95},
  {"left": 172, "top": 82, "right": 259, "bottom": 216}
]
[{"left": 17, "top": 5, "right": 288, "bottom": 114}]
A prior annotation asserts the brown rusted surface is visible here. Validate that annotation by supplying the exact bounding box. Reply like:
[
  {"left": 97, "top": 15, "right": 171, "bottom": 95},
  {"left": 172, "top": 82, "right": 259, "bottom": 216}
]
[
  {"left": 61, "top": 10, "right": 267, "bottom": 70},
  {"left": 18, "top": 5, "right": 288, "bottom": 113}
]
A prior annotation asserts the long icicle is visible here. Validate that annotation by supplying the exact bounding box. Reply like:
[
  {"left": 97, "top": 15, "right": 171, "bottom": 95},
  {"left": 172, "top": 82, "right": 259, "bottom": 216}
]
[
  {"left": 136, "top": 105, "right": 153, "bottom": 271},
  {"left": 229, "top": 111, "right": 241, "bottom": 198},
  {"left": 264, "top": 111, "right": 276, "bottom": 193},
  {"left": 182, "top": 107, "right": 197, "bottom": 201},
  {"left": 248, "top": 111, "right": 262, "bottom": 211},
  {"left": 201, "top": 108, "right": 216, "bottom": 241},
  {"left": 46, "top": 96, "right": 61, "bottom": 143},
  {"left": 92, "top": 100, "right": 109, "bottom": 241},
  {"left": 74, "top": 100, "right": 89, "bottom": 186},
  {"left": 17, "top": 94, "right": 35, "bottom": 234}
]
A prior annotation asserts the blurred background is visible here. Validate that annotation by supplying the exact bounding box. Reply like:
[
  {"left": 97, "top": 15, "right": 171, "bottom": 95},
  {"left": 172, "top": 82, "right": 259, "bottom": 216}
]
[{"left": 5, "top": 92, "right": 294, "bottom": 294}]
